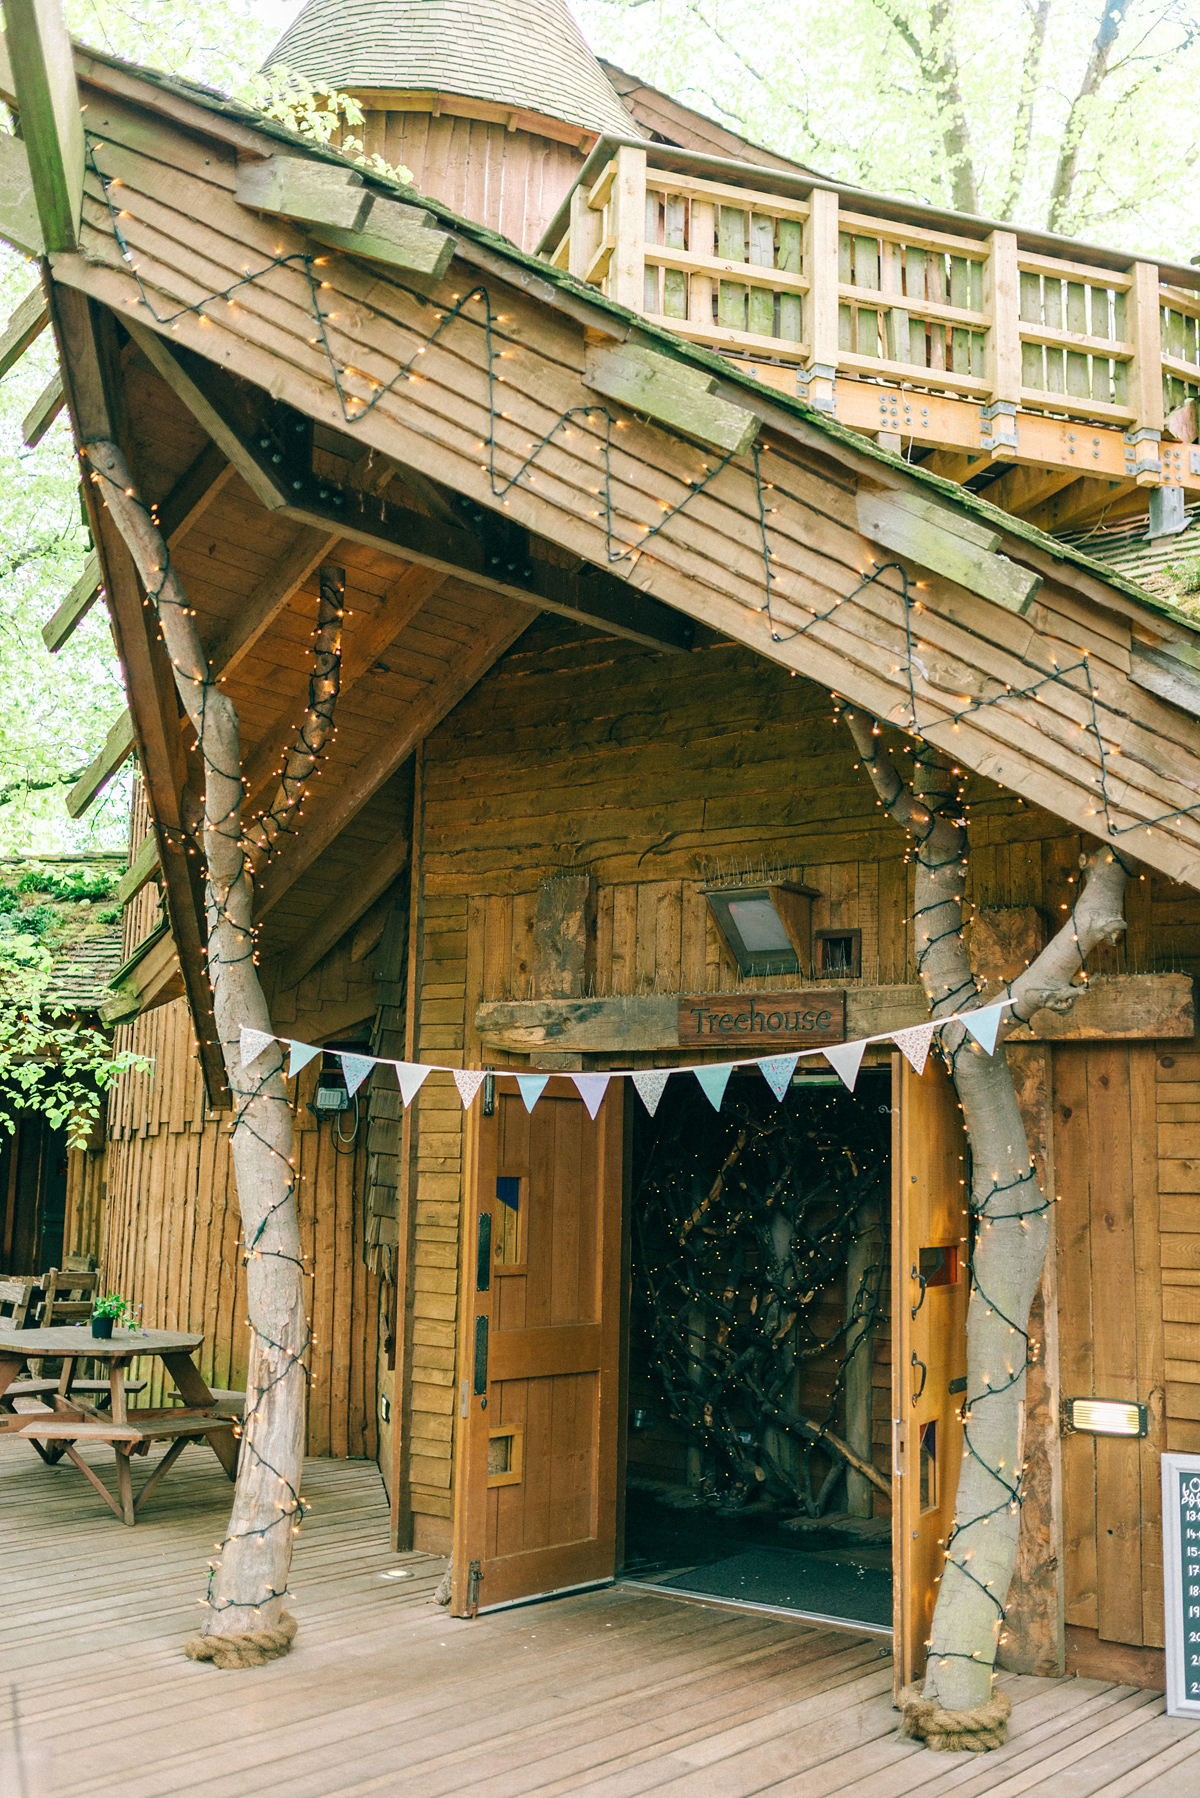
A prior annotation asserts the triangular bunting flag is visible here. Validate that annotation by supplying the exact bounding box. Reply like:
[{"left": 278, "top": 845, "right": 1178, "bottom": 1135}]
[
  {"left": 825, "top": 1039, "right": 866, "bottom": 1093},
  {"left": 239, "top": 1025, "right": 276, "bottom": 1068},
  {"left": 758, "top": 1053, "right": 799, "bottom": 1102},
  {"left": 962, "top": 1002, "right": 1005, "bottom": 1057},
  {"left": 393, "top": 1061, "right": 433, "bottom": 1107},
  {"left": 454, "top": 1069, "right": 488, "bottom": 1109},
  {"left": 516, "top": 1073, "right": 549, "bottom": 1113},
  {"left": 893, "top": 1022, "right": 936, "bottom": 1076},
  {"left": 631, "top": 1069, "right": 670, "bottom": 1117},
  {"left": 288, "top": 1040, "right": 321, "bottom": 1079},
  {"left": 339, "top": 1053, "right": 374, "bottom": 1100},
  {"left": 572, "top": 1072, "right": 611, "bottom": 1119},
  {"left": 694, "top": 1063, "right": 734, "bottom": 1111}
]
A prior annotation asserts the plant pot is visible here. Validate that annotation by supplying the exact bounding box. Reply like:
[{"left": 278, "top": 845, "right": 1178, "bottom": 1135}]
[{"left": 91, "top": 1313, "right": 114, "bottom": 1339}]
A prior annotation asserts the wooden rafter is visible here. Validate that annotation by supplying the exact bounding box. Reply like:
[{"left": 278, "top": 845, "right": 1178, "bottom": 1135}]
[
  {"left": 279, "top": 827, "right": 412, "bottom": 991},
  {"left": 2, "top": 0, "right": 83, "bottom": 252},
  {"left": 48, "top": 284, "right": 226, "bottom": 1104}
]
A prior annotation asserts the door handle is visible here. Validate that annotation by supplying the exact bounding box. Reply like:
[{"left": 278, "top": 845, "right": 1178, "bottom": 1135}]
[
  {"left": 910, "top": 1350, "right": 927, "bottom": 1405},
  {"left": 910, "top": 1262, "right": 927, "bottom": 1320},
  {"left": 473, "top": 1313, "right": 489, "bottom": 1402}
]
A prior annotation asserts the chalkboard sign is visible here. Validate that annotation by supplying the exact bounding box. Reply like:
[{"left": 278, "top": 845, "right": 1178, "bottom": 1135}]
[{"left": 1162, "top": 1454, "right": 1200, "bottom": 1717}]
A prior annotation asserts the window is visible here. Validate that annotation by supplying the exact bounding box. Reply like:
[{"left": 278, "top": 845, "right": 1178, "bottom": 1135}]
[{"left": 814, "top": 928, "right": 862, "bottom": 977}]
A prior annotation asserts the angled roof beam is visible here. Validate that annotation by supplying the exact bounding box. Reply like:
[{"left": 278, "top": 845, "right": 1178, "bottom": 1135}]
[
  {"left": 125, "top": 324, "right": 695, "bottom": 655},
  {"left": 1, "top": 0, "right": 83, "bottom": 253},
  {"left": 49, "top": 283, "right": 226, "bottom": 1103},
  {"left": 0, "top": 283, "right": 49, "bottom": 377},
  {"left": 278, "top": 827, "right": 412, "bottom": 992}
]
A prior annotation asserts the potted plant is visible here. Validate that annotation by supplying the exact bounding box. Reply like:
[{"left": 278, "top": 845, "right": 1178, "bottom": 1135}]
[{"left": 91, "top": 1291, "right": 135, "bottom": 1339}]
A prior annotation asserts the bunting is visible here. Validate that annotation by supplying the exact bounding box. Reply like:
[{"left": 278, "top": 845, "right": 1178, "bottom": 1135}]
[
  {"left": 572, "top": 1072, "right": 611, "bottom": 1119},
  {"left": 824, "top": 1039, "right": 866, "bottom": 1093},
  {"left": 694, "top": 1063, "right": 734, "bottom": 1111},
  {"left": 758, "top": 1053, "right": 800, "bottom": 1102},
  {"left": 337, "top": 1053, "right": 374, "bottom": 1100},
  {"left": 244, "top": 998, "right": 1012, "bottom": 1119},
  {"left": 631, "top": 1069, "right": 671, "bottom": 1117},
  {"left": 892, "top": 1021, "right": 937, "bottom": 1076},
  {"left": 963, "top": 1002, "right": 1005, "bottom": 1056},
  {"left": 516, "top": 1074, "right": 549, "bottom": 1113}
]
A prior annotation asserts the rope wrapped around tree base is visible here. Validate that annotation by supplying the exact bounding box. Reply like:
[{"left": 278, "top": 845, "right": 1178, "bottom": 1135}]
[
  {"left": 184, "top": 1612, "right": 298, "bottom": 1669},
  {"left": 898, "top": 1683, "right": 1012, "bottom": 1752}
]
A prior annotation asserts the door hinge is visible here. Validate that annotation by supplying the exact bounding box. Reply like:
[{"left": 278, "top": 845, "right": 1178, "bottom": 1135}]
[{"left": 466, "top": 1559, "right": 483, "bottom": 1617}]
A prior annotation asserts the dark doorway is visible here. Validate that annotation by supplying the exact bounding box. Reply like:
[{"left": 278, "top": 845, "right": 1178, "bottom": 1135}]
[
  {"left": 0, "top": 1116, "right": 68, "bottom": 1275},
  {"left": 622, "top": 1064, "right": 893, "bottom": 1631}
]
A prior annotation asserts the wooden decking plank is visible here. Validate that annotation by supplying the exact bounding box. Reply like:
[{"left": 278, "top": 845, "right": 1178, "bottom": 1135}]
[{"left": 1011, "top": 1710, "right": 1200, "bottom": 1796}]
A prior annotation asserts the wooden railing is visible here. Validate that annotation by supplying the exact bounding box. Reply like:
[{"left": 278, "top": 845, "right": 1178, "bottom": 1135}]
[{"left": 545, "top": 145, "right": 1200, "bottom": 499}]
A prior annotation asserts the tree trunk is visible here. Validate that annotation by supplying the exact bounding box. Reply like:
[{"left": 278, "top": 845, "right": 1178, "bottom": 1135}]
[
  {"left": 845, "top": 712, "right": 1129, "bottom": 1713},
  {"left": 85, "top": 439, "right": 342, "bottom": 1646}
]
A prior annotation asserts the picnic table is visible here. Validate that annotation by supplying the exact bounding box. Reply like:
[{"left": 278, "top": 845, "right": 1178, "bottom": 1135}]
[{"left": 0, "top": 1325, "right": 238, "bottom": 1525}]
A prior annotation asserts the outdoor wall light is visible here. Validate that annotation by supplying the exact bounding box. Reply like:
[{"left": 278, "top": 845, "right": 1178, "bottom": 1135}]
[
  {"left": 1062, "top": 1397, "right": 1148, "bottom": 1438},
  {"left": 699, "top": 881, "right": 821, "bottom": 977}
]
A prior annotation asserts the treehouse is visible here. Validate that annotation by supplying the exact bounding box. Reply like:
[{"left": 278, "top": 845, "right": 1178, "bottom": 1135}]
[{"left": 4, "top": 0, "right": 1200, "bottom": 1708}]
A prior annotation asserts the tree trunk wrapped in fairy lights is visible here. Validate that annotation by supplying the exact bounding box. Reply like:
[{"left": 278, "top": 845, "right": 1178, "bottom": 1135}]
[
  {"left": 85, "top": 440, "right": 343, "bottom": 1666},
  {"left": 844, "top": 710, "right": 1130, "bottom": 1737}
]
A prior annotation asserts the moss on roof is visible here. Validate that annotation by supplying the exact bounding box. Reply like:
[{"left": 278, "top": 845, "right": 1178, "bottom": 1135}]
[
  {"left": 72, "top": 44, "right": 1200, "bottom": 641},
  {"left": 0, "top": 860, "right": 124, "bottom": 1013}
]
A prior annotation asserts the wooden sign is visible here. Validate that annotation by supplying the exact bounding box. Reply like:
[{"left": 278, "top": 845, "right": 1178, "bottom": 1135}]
[
  {"left": 677, "top": 991, "right": 845, "bottom": 1050},
  {"left": 1163, "top": 1453, "right": 1200, "bottom": 1717}
]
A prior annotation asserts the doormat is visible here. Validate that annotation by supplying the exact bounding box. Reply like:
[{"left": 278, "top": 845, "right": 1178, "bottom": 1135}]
[{"left": 642, "top": 1546, "right": 892, "bottom": 1631}]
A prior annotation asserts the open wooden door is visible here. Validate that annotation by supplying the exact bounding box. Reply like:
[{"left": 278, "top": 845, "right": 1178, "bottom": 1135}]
[
  {"left": 451, "top": 1080, "right": 625, "bottom": 1615},
  {"left": 892, "top": 1051, "right": 970, "bottom": 1691}
]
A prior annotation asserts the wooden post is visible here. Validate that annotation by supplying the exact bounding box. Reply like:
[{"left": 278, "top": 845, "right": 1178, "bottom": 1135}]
[
  {"left": 608, "top": 146, "right": 647, "bottom": 312},
  {"left": 532, "top": 874, "right": 596, "bottom": 998},
  {"left": 1, "top": 0, "right": 84, "bottom": 253},
  {"left": 843, "top": 1198, "right": 881, "bottom": 1517},
  {"left": 983, "top": 229, "right": 1020, "bottom": 459},
  {"left": 801, "top": 186, "right": 839, "bottom": 412},
  {"left": 688, "top": 199, "right": 715, "bottom": 332},
  {"left": 567, "top": 180, "right": 603, "bottom": 283},
  {"left": 1126, "top": 262, "right": 1165, "bottom": 485},
  {"left": 391, "top": 744, "right": 425, "bottom": 1553}
]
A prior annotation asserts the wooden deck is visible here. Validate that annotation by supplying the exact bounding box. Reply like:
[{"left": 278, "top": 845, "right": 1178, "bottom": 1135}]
[{"left": 3, "top": 1444, "right": 1200, "bottom": 1796}]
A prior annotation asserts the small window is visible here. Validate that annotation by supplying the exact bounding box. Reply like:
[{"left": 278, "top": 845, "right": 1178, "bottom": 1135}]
[
  {"left": 919, "top": 1420, "right": 938, "bottom": 1513},
  {"left": 814, "top": 928, "right": 862, "bottom": 977},
  {"left": 919, "top": 1245, "right": 959, "bottom": 1288},
  {"left": 487, "top": 1426, "right": 523, "bottom": 1487},
  {"left": 494, "top": 1176, "right": 521, "bottom": 1266}
]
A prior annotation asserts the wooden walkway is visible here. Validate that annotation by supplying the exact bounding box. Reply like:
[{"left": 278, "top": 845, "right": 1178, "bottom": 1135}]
[{"left": 2, "top": 1444, "right": 1200, "bottom": 1796}]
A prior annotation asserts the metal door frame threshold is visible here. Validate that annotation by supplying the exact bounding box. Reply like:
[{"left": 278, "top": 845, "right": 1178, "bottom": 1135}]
[
  {"left": 620, "top": 1575, "right": 894, "bottom": 1639},
  {"left": 474, "top": 1576, "right": 615, "bottom": 1616}
]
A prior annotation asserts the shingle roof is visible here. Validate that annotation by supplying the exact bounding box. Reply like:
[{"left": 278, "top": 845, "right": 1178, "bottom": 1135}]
[
  {"left": 265, "top": 0, "right": 638, "bottom": 140},
  {"left": 1059, "top": 504, "right": 1200, "bottom": 618},
  {"left": 47, "top": 927, "right": 125, "bottom": 1011}
]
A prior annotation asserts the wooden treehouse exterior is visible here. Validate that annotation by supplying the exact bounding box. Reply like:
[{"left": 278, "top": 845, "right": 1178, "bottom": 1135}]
[{"left": 4, "top": 0, "right": 1200, "bottom": 1708}]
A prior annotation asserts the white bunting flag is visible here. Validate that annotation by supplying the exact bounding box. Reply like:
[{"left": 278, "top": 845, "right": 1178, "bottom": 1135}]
[
  {"left": 454, "top": 1068, "right": 488, "bottom": 1109},
  {"left": 394, "top": 1061, "right": 432, "bottom": 1107},
  {"left": 288, "top": 1040, "right": 322, "bottom": 1079},
  {"left": 824, "top": 1039, "right": 867, "bottom": 1092},
  {"left": 893, "top": 1021, "right": 936, "bottom": 1076},
  {"left": 339, "top": 1053, "right": 374, "bottom": 1100},
  {"left": 572, "top": 1072, "right": 611, "bottom": 1119},
  {"left": 694, "top": 1063, "right": 734, "bottom": 1111},
  {"left": 239, "top": 1025, "right": 276, "bottom": 1068},
  {"left": 516, "top": 1074, "right": 549, "bottom": 1113},
  {"left": 631, "top": 1069, "right": 670, "bottom": 1117},
  {"left": 758, "top": 1053, "right": 799, "bottom": 1102},
  {"left": 962, "top": 1002, "right": 1005, "bottom": 1057}
]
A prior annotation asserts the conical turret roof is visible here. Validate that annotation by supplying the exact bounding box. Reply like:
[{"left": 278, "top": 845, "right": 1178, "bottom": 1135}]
[{"left": 265, "top": 0, "right": 638, "bottom": 140}]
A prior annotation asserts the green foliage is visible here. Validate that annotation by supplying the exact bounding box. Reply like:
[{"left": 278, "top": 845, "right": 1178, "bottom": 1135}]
[
  {"left": 0, "top": 970, "right": 147, "bottom": 1149},
  {"left": 1168, "top": 555, "right": 1200, "bottom": 596},
  {"left": 92, "top": 1289, "right": 139, "bottom": 1326},
  {"left": 578, "top": 0, "right": 1200, "bottom": 258},
  {"left": 241, "top": 63, "right": 413, "bottom": 186},
  {"left": 16, "top": 865, "right": 121, "bottom": 902}
]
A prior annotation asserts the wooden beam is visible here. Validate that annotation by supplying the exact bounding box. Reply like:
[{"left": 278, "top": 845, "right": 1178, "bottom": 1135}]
[
  {"left": 1022, "top": 475, "right": 1137, "bottom": 537},
  {"left": 240, "top": 562, "right": 445, "bottom": 807},
  {"left": 22, "top": 370, "right": 64, "bottom": 446},
  {"left": 124, "top": 331, "right": 696, "bottom": 655},
  {"left": 584, "top": 341, "right": 759, "bottom": 456},
  {"left": 236, "top": 156, "right": 455, "bottom": 280},
  {"left": 475, "top": 973, "right": 1194, "bottom": 1054},
  {"left": 205, "top": 524, "right": 341, "bottom": 679},
  {"left": 98, "top": 921, "right": 182, "bottom": 1026},
  {"left": 2, "top": 0, "right": 84, "bottom": 253},
  {"left": 47, "top": 283, "right": 226, "bottom": 1104},
  {"left": 279, "top": 827, "right": 412, "bottom": 990},
  {"left": 0, "top": 282, "right": 48, "bottom": 377},
  {"left": 66, "top": 705, "right": 133, "bottom": 818},
  {"left": 1130, "top": 639, "right": 1200, "bottom": 720},
  {"left": 42, "top": 548, "right": 100, "bottom": 652},
  {"left": 114, "top": 829, "right": 160, "bottom": 906},
  {"left": 856, "top": 486, "right": 1042, "bottom": 613},
  {"left": 0, "top": 113, "right": 43, "bottom": 255},
  {"left": 984, "top": 461, "right": 1080, "bottom": 519},
  {"left": 253, "top": 597, "right": 531, "bottom": 919}
]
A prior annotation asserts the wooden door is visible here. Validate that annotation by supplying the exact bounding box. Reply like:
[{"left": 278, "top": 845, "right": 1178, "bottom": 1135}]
[
  {"left": 451, "top": 1081, "right": 625, "bottom": 1615},
  {"left": 892, "top": 1051, "right": 970, "bottom": 1689}
]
